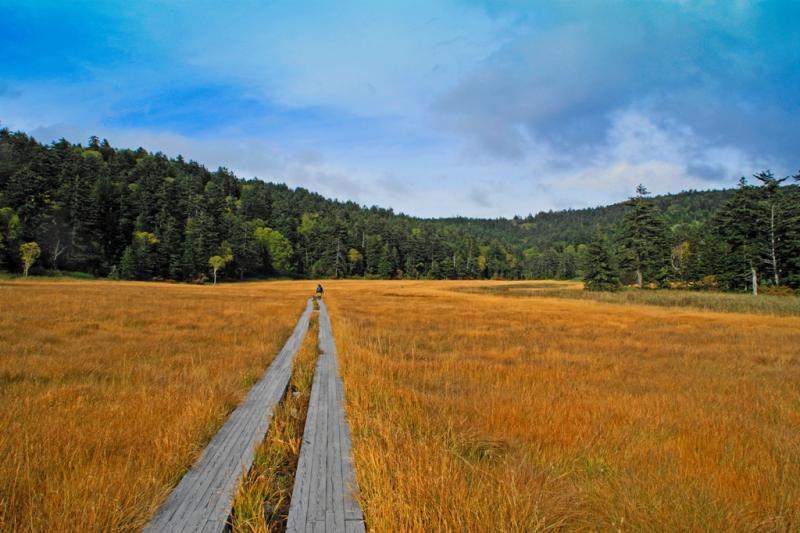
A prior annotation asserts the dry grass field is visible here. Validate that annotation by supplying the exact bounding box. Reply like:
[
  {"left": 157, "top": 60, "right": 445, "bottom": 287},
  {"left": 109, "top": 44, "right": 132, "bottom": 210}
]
[
  {"left": 325, "top": 280, "right": 800, "bottom": 531},
  {"left": 0, "top": 279, "right": 310, "bottom": 532},
  {"left": 2, "top": 278, "right": 799, "bottom": 531},
  {"left": 459, "top": 282, "right": 800, "bottom": 317}
]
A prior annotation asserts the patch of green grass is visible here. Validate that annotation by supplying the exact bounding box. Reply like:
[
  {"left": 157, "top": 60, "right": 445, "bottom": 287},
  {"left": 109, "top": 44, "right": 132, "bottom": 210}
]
[
  {"left": 459, "top": 285, "right": 800, "bottom": 316},
  {"left": 59, "top": 271, "right": 96, "bottom": 279},
  {"left": 461, "top": 281, "right": 575, "bottom": 292}
]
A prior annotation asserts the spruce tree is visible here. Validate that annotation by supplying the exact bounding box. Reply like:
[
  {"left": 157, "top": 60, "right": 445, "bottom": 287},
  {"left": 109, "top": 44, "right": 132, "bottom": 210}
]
[
  {"left": 619, "top": 185, "right": 671, "bottom": 287},
  {"left": 711, "top": 177, "right": 762, "bottom": 294},
  {"left": 753, "top": 171, "right": 788, "bottom": 286},
  {"left": 783, "top": 173, "right": 800, "bottom": 288},
  {"left": 584, "top": 227, "right": 621, "bottom": 291}
]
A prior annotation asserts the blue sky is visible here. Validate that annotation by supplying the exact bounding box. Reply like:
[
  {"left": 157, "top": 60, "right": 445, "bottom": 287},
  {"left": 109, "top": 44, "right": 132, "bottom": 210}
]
[{"left": 1, "top": 0, "right": 798, "bottom": 217}]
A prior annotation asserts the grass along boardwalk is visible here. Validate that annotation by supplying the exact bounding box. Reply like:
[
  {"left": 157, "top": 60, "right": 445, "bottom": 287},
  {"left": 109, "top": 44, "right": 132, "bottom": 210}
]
[
  {"left": 287, "top": 299, "right": 365, "bottom": 533},
  {"left": 145, "top": 299, "right": 313, "bottom": 533}
]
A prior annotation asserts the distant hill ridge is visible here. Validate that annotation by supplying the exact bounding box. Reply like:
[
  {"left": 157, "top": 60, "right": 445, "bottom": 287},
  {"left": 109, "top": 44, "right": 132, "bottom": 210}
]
[
  {"left": 0, "top": 127, "right": 751, "bottom": 281},
  {"left": 435, "top": 188, "right": 734, "bottom": 247}
]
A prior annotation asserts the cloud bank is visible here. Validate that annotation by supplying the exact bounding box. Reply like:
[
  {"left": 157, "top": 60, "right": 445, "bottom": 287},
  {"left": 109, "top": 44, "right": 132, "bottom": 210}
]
[{"left": 1, "top": 0, "right": 797, "bottom": 217}]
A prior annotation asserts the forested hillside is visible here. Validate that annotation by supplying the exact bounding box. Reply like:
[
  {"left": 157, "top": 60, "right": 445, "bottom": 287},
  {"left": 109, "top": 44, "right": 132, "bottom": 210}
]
[
  {"left": 0, "top": 129, "right": 792, "bottom": 286},
  {"left": 440, "top": 188, "right": 733, "bottom": 249}
]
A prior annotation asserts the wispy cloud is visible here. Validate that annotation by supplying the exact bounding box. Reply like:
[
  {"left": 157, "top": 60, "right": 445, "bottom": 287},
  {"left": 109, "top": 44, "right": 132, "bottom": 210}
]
[{"left": 1, "top": 0, "right": 797, "bottom": 217}]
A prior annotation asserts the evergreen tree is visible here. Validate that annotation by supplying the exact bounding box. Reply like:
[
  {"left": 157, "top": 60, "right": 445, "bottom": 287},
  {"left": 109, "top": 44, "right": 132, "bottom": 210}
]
[
  {"left": 711, "top": 178, "right": 763, "bottom": 294},
  {"left": 619, "top": 185, "right": 671, "bottom": 287},
  {"left": 377, "top": 243, "right": 395, "bottom": 278},
  {"left": 782, "top": 173, "right": 800, "bottom": 288},
  {"left": 120, "top": 231, "right": 159, "bottom": 280},
  {"left": 0, "top": 127, "right": 795, "bottom": 287},
  {"left": 753, "top": 171, "right": 788, "bottom": 286},
  {"left": 584, "top": 227, "right": 621, "bottom": 291},
  {"left": 0, "top": 207, "right": 20, "bottom": 269}
]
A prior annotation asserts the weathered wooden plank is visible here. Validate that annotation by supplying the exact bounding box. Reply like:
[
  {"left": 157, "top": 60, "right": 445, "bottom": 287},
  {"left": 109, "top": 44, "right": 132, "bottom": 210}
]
[
  {"left": 287, "top": 299, "right": 365, "bottom": 533},
  {"left": 310, "top": 355, "right": 328, "bottom": 523},
  {"left": 286, "top": 339, "right": 322, "bottom": 531},
  {"left": 145, "top": 299, "right": 313, "bottom": 533}
]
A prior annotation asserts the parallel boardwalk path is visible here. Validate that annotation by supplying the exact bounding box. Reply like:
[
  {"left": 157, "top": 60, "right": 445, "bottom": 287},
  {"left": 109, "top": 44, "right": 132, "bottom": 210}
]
[
  {"left": 146, "top": 299, "right": 313, "bottom": 533},
  {"left": 287, "top": 299, "right": 365, "bottom": 533}
]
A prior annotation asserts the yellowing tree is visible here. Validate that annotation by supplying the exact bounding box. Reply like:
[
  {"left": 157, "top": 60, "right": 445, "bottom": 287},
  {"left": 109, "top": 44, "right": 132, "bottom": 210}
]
[
  {"left": 347, "top": 247, "right": 363, "bottom": 275},
  {"left": 208, "top": 241, "right": 234, "bottom": 285},
  {"left": 19, "top": 241, "right": 41, "bottom": 277}
]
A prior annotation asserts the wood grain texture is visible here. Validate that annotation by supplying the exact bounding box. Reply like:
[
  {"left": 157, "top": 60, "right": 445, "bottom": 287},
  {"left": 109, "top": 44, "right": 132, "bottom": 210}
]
[
  {"left": 287, "top": 299, "right": 365, "bottom": 533},
  {"left": 145, "top": 299, "right": 313, "bottom": 533}
]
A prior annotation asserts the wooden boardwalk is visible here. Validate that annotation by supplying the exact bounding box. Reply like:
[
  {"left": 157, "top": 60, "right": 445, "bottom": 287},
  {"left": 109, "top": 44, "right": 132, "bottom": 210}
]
[
  {"left": 145, "top": 299, "right": 313, "bottom": 533},
  {"left": 287, "top": 299, "right": 365, "bottom": 533}
]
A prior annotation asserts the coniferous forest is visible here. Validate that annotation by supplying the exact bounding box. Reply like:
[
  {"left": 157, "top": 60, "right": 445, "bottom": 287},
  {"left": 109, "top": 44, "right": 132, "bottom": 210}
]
[{"left": 0, "top": 128, "right": 798, "bottom": 291}]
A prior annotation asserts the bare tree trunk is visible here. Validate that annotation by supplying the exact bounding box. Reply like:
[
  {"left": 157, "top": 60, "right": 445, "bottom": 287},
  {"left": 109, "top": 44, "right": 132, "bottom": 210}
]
[
  {"left": 213, "top": 268, "right": 218, "bottom": 285},
  {"left": 23, "top": 264, "right": 29, "bottom": 277},
  {"left": 334, "top": 237, "right": 342, "bottom": 278},
  {"left": 51, "top": 238, "right": 65, "bottom": 270},
  {"left": 751, "top": 265, "right": 758, "bottom": 296},
  {"left": 769, "top": 204, "right": 779, "bottom": 285},
  {"left": 636, "top": 268, "right": 643, "bottom": 288}
]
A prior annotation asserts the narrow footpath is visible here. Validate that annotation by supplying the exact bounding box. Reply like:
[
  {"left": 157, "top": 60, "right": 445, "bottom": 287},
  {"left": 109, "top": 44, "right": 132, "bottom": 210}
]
[
  {"left": 145, "top": 300, "right": 312, "bottom": 533},
  {"left": 145, "top": 297, "right": 364, "bottom": 533},
  {"left": 286, "top": 299, "right": 365, "bottom": 533}
]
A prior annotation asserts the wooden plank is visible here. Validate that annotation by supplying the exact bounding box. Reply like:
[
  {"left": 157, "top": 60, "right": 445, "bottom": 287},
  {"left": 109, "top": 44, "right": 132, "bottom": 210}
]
[
  {"left": 145, "top": 299, "right": 313, "bottom": 533},
  {"left": 286, "top": 299, "right": 365, "bottom": 533}
]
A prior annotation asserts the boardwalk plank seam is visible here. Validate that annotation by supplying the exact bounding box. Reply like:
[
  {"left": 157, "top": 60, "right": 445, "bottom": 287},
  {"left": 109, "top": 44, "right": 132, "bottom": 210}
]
[
  {"left": 286, "top": 299, "right": 365, "bottom": 533},
  {"left": 286, "top": 302, "right": 364, "bottom": 533},
  {"left": 145, "top": 299, "right": 313, "bottom": 533}
]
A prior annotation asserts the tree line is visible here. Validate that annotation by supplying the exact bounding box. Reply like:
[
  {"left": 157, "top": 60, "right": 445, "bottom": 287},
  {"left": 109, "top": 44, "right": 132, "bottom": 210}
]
[
  {"left": 0, "top": 129, "right": 550, "bottom": 281},
  {"left": 584, "top": 177, "right": 800, "bottom": 294},
  {"left": 1, "top": 128, "right": 795, "bottom": 290}
]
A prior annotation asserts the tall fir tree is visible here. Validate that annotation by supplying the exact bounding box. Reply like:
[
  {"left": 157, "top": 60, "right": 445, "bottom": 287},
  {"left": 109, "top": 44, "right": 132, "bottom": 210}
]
[
  {"left": 752, "top": 171, "right": 789, "bottom": 286},
  {"left": 584, "top": 227, "right": 621, "bottom": 291},
  {"left": 711, "top": 177, "right": 763, "bottom": 294},
  {"left": 619, "top": 185, "right": 671, "bottom": 287}
]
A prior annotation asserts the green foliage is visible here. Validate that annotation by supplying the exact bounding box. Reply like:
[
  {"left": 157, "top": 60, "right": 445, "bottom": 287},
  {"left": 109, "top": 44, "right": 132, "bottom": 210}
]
[
  {"left": 81, "top": 149, "right": 103, "bottom": 161},
  {"left": 120, "top": 231, "right": 160, "bottom": 280},
  {"left": 208, "top": 240, "right": 234, "bottom": 284},
  {"left": 0, "top": 207, "right": 20, "bottom": 268},
  {"left": 619, "top": 185, "right": 671, "bottom": 287},
  {"left": 19, "top": 241, "right": 41, "bottom": 276},
  {"left": 583, "top": 228, "right": 621, "bottom": 291},
  {"left": 346, "top": 247, "right": 364, "bottom": 276},
  {"left": 0, "top": 128, "right": 797, "bottom": 290},
  {"left": 254, "top": 227, "right": 292, "bottom": 273}
]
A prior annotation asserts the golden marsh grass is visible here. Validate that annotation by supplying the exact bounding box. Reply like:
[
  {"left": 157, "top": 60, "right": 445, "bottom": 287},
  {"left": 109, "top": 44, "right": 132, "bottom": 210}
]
[
  {"left": 325, "top": 280, "right": 800, "bottom": 531},
  {"left": 2, "top": 278, "right": 798, "bottom": 531},
  {"left": 0, "top": 279, "right": 309, "bottom": 531}
]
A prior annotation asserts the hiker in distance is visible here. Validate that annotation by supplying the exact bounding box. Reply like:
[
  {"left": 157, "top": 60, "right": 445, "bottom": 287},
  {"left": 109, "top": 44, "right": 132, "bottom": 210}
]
[{"left": 315, "top": 283, "right": 324, "bottom": 299}]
